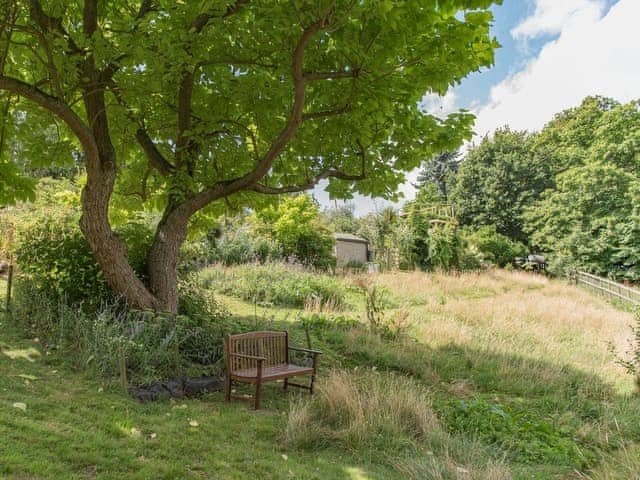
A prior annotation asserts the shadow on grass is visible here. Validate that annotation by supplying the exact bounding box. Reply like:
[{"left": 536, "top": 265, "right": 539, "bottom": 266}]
[
  {"left": 0, "top": 326, "right": 395, "bottom": 480},
  {"left": 321, "top": 326, "right": 640, "bottom": 471}
]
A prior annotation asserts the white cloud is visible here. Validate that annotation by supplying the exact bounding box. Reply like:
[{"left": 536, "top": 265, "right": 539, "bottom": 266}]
[
  {"left": 320, "top": 0, "right": 640, "bottom": 215},
  {"left": 420, "top": 89, "right": 459, "bottom": 119},
  {"left": 474, "top": 0, "right": 640, "bottom": 137},
  {"left": 511, "top": 0, "right": 603, "bottom": 39}
]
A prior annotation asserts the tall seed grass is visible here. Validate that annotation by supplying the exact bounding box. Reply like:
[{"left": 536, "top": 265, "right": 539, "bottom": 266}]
[
  {"left": 285, "top": 369, "right": 512, "bottom": 479},
  {"left": 199, "top": 262, "right": 346, "bottom": 309},
  {"left": 376, "top": 270, "right": 635, "bottom": 392}
]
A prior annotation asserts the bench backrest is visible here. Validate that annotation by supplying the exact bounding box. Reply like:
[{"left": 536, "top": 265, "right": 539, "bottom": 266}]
[{"left": 225, "top": 331, "right": 289, "bottom": 371}]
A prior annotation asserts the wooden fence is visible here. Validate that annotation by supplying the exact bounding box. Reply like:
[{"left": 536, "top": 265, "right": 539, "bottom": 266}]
[{"left": 571, "top": 270, "right": 640, "bottom": 306}]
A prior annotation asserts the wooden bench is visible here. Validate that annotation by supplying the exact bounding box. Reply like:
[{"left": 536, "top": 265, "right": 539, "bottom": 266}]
[{"left": 224, "top": 331, "right": 322, "bottom": 409}]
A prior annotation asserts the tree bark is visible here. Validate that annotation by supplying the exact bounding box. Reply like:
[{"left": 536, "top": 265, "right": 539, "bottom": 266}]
[
  {"left": 147, "top": 203, "right": 191, "bottom": 312},
  {"left": 79, "top": 160, "right": 162, "bottom": 311}
]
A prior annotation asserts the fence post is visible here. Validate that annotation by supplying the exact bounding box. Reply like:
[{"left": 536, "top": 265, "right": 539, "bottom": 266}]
[
  {"left": 118, "top": 346, "right": 128, "bottom": 391},
  {"left": 5, "top": 264, "right": 13, "bottom": 311}
]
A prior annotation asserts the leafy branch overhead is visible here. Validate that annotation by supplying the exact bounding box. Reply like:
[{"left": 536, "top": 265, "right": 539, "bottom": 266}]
[{"left": 0, "top": 0, "right": 501, "bottom": 310}]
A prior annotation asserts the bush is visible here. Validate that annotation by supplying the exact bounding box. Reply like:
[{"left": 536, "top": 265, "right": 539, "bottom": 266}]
[
  {"left": 462, "top": 225, "right": 527, "bottom": 268},
  {"left": 199, "top": 263, "right": 346, "bottom": 309},
  {"left": 353, "top": 277, "right": 411, "bottom": 340},
  {"left": 250, "top": 195, "right": 336, "bottom": 270},
  {"left": 617, "top": 309, "right": 640, "bottom": 393},
  {"left": 9, "top": 279, "right": 234, "bottom": 382},
  {"left": 210, "top": 227, "right": 280, "bottom": 266},
  {"left": 15, "top": 211, "right": 111, "bottom": 306},
  {"left": 15, "top": 210, "right": 156, "bottom": 307},
  {"left": 445, "top": 398, "right": 593, "bottom": 467}
]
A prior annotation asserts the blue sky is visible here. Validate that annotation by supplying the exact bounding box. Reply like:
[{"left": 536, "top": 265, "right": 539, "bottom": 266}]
[
  {"left": 318, "top": 0, "right": 639, "bottom": 215},
  {"left": 455, "top": 0, "right": 617, "bottom": 112}
]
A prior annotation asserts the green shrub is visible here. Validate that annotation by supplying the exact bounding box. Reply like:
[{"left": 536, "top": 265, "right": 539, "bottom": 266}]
[
  {"left": 616, "top": 309, "right": 640, "bottom": 393},
  {"left": 462, "top": 225, "right": 527, "bottom": 267},
  {"left": 9, "top": 279, "right": 234, "bottom": 382},
  {"left": 444, "top": 398, "right": 593, "bottom": 467},
  {"left": 250, "top": 195, "right": 336, "bottom": 270},
  {"left": 15, "top": 210, "right": 156, "bottom": 307},
  {"left": 211, "top": 227, "right": 280, "bottom": 266},
  {"left": 199, "top": 263, "right": 346, "bottom": 309},
  {"left": 15, "top": 211, "right": 111, "bottom": 306},
  {"left": 459, "top": 244, "right": 485, "bottom": 271}
]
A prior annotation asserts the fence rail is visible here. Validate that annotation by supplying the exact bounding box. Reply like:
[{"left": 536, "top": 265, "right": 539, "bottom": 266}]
[{"left": 572, "top": 270, "right": 640, "bottom": 306}]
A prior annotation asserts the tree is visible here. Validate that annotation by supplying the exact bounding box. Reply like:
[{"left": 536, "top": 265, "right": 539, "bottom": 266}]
[
  {"left": 357, "top": 206, "right": 399, "bottom": 269},
  {"left": 323, "top": 203, "right": 359, "bottom": 234},
  {"left": 450, "top": 128, "right": 553, "bottom": 244},
  {"left": 0, "top": 0, "right": 500, "bottom": 311},
  {"left": 416, "top": 150, "right": 461, "bottom": 200},
  {"left": 250, "top": 194, "right": 335, "bottom": 269},
  {"left": 406, "top": 182, "right": 461, "bottom": 270},
  {"left": 523, "top": 164, "right": 638, "bottom": 278},
  {"left": 523, "top": 99, "right": 640, "bottom": 279}
]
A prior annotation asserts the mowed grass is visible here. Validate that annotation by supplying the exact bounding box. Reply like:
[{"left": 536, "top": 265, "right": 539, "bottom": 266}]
[
  {"left": 0, "top": 330, "right": 398, "bottom": 479},
  {"left": 1, "top": 269, "right": 640, "bottom": 479}
]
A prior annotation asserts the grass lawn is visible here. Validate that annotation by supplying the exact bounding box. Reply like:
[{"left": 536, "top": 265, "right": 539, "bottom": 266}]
[
  {"left": 0, "top": 329, "right": 397, "bottom": 479},
  {"left": 1, "top": 269, "right": 640, "bottom": 479}
]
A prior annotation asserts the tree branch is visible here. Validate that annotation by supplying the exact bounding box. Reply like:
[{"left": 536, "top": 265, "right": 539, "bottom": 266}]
[
  {"left": 251, "top": 161, "right": 367, "bottom": 195},
  {"left": 0, "top": 75, "right": 98, "bottom": 160},
  {"left": 302, "top": 104, "right": 352, "bottom": 121},
  {"left": 135, "top": 129, "right": 175, "bottom": 176},
  {"left": 28, "top": 0, "right": 81, "bottom": 54},
  {"left": 185, "top": 2, "right": 336, "bottom": 213},
  {"left": 191, "top": 0, "right": 250, "bottom": 32}
]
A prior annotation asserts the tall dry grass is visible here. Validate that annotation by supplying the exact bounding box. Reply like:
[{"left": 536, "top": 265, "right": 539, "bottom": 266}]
[
  {"left": 285, "top": 369, "right": 512, "bottom": 480},
  {"left": 376, "top": 269, "right": 635, "bottom": 392}
]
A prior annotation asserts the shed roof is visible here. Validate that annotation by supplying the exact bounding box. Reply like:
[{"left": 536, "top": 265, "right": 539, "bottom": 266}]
[{"left": 333, "top": 233, "right": 369, "bottom": 244}]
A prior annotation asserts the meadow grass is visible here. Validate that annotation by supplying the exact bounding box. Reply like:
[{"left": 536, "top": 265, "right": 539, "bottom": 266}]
[{"left": 1, "top": 269, "right": 639, "bottom": 479}]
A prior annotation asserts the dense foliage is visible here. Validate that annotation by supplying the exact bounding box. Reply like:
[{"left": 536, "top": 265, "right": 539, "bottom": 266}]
[
  {"left": 462, "top": 225, "right": 526, "bottom": 268},
  {"left": 199, "top": 263, "right": 346, "bottom": 309},
  {"left": 250, "top": 195, "right": 336, "bottom": 270},
  {"left": 0, "top": 0, "right": 500, "bottom": 311},
  {"left": 450, "top": 128, "right": 553, "bottom": 244},
  {"left": 9, "top": 279, "right": 233, "bottom": 382},
  {"left": 524, "top": 99, "right": 640, "bottom": 279},
  {"left": 431, "top": 96, "right": 640, "bottom": 280}
]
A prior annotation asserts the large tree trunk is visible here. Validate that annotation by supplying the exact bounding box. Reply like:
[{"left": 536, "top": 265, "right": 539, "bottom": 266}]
[
  {"left": 79, "top": 162, "right": 162, "bottom": 311},
  {"left": 147, "top": 203, "right": 191, "bottom": 313},
  {"left": 79, "top": 53, "right": 162, "bottom": 311}
]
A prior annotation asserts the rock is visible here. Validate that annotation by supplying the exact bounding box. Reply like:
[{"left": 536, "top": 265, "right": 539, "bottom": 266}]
[
  {"left": 0, "top": 261, "right": 8, "bottom": 274},
  {"left": 130, "top": 375, "right": 223, "bottom": 402},
  {"left": 183, "top": 376, "right": 223, "bottom": 397},
  {"left": 164, "top": 378, "right": 186, "bottom": 398}
]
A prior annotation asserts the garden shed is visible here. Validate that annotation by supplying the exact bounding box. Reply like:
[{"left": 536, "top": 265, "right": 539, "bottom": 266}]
[{"left": 333, "top": 233, "right": 369, "bottom": 267}]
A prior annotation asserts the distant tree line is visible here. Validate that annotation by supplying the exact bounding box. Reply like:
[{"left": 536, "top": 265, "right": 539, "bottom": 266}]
[
  {"left": 425, "top": 96, "right": 640, "bottom": 280},
  {"left": 320, "top": 96, "right": 640, "bottom": 280}
]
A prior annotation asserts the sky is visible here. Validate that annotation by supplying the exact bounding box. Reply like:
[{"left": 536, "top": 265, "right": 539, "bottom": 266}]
[{"left": 315, "top": 0, "right": 640, "bottom": 215}]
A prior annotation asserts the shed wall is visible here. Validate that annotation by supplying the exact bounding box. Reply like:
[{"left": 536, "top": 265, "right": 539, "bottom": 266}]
[{"left": 334, "top": 240, "right": 368, "bottom": 266}]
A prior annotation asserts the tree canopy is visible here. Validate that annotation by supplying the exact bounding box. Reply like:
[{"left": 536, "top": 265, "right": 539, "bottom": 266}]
[
  {"left": 0, "top": 0, "right": 501, "bottom": 310},
  {"left": 450, "top": 128, "right": 553, "bottom": 243}
]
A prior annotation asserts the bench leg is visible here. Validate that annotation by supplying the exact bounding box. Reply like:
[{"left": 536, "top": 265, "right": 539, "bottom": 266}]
[
  {"left": 225, "top": 374, "right": 232, "bottom": 402},
  {"left": 283, "top": 378, "right": 288, "bottom": 391},
  {"left": 309, "top": 373, "right": 316, "bottom": 395},
  {"left": 254, "top": 378, "right": 262, "bottom": 410}
]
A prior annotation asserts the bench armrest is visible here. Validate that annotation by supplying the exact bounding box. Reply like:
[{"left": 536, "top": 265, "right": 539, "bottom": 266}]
[
  {"left": 289, "top": 346, "right": 323, "bottom": 355},
  {"left": 230, "top": 353, "right": 266, "bottom": 361}
]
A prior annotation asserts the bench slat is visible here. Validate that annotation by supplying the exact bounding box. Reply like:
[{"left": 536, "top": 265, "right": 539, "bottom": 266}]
[{"left": 225, "top": 330, "right": 320, "bottom": 409}]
